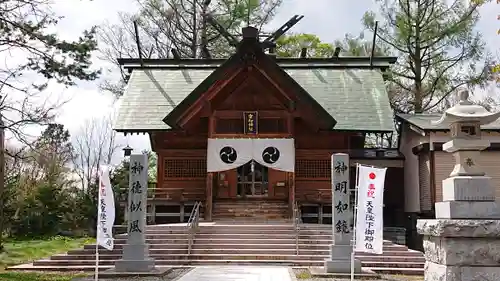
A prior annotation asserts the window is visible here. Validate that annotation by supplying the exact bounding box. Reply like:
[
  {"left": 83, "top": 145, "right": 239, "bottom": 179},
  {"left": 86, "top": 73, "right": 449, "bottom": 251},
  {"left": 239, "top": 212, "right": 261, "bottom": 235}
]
[
  {"left": 164, "top": 159, "right": 206, "bottom": 178},
  {"left": 296, "top": 160, "right": 330, "bottom": 178}
]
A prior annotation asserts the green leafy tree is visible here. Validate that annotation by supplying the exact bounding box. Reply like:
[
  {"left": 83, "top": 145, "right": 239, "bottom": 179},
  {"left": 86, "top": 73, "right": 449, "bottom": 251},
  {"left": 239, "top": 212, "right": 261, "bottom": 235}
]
[
  {"left": 333, "top": 33, "right": 389, "bottom": 57},
  {"left": 275, "top": 33, "right": 334, "bottom": 58},
  {"left": 98, "top": 0, "right": 282, "bottom": 96},
  {"left": 276, "top": 33, "right": 391, "bottom": 59},
  {"left": 363, "top": 0, "right": 491, "bottom": 113},
  {"left": 0, "top": 0, "right": 100, "bottom": 140},
  {"left": 10, "top": 124, "right": 77, "bottom": 237},
  {"left": 0, "top": 0, "right": 100, "bottom": 250}
]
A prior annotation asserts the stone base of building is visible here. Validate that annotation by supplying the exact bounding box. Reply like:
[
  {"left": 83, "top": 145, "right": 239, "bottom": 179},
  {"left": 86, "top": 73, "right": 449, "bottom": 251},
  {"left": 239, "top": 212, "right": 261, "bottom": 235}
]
[{"left": 418, "top": 219, "right": 500, "bottom": 281}]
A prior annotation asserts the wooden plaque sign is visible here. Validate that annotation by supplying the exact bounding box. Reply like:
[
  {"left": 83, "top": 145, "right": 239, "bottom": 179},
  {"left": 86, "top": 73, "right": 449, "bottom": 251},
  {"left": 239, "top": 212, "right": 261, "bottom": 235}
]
[{"left": 243, "top": 111, "right": 258, "bottom": 134}]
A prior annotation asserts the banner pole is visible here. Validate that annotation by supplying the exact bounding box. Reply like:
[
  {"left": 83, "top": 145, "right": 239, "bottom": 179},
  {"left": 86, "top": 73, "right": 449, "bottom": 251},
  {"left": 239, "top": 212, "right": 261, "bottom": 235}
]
[
  {"left": 94, "top": 242, "right": 99, "bottom": 281},
  {"left": 350, "top": 163, "right": 360, "bottom": 281}
]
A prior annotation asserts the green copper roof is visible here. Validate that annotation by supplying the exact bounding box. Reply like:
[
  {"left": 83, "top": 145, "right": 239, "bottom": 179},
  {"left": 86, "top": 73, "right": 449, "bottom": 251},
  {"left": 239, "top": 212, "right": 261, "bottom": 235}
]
[{"left": 114, "top": 68, "right": 394, "bottom": 132}]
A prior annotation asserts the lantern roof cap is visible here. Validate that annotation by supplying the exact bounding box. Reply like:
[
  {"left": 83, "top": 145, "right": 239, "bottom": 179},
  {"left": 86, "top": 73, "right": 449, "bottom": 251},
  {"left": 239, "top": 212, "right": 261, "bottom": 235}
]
[{"left": 432, "top": 90, "right": 500, "bottom": 126}]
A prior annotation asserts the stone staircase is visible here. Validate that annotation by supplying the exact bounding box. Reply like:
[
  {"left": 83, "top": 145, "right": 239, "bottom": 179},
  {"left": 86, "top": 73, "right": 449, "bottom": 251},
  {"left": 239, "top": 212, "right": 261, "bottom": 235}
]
[
  {"left": 8, "top": 222, "right": 424, "bottom": 275},
  {"left": 212, "top": 200, "right": 289, "bottom": 221}
]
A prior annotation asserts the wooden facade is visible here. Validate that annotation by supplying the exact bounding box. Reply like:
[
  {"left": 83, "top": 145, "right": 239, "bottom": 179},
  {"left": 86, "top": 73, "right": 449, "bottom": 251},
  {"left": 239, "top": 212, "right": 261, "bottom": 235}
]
[
  {"left": 116, "top": 27, "right": 404, "bottom": 227},
  {"left": 149, "top": 63, "right": 368, "bottom": 220}
]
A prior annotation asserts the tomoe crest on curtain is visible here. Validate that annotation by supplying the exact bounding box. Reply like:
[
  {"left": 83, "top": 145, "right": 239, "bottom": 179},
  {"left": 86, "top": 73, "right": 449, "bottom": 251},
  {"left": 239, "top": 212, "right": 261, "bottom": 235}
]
[{"left": 207, "top": 138, "right": 294, "bottom": 172}]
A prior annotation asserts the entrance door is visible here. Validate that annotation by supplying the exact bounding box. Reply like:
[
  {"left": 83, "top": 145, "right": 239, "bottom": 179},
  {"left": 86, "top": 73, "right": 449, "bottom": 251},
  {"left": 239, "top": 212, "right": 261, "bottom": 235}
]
[{"left": 237, "top": 160, "right": 269, "bottom": 197}]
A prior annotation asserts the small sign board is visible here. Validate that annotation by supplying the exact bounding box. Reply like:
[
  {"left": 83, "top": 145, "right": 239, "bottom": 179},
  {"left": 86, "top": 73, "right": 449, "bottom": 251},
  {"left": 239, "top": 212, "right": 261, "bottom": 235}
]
[{"left": 243, "top": 111, "right": 258, "bottom": 134}]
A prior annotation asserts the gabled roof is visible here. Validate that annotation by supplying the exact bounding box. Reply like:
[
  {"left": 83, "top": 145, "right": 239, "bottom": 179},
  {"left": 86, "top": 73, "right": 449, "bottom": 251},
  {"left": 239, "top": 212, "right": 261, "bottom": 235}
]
[
  {"left": 396, "top": 113, "right": 500, "bottom": 131},
  {"left": 162, "top": 34, "right": 339, "bottom": 130},
  {"left": 114, "top": 30, "right": 398, "bottom": 133}
]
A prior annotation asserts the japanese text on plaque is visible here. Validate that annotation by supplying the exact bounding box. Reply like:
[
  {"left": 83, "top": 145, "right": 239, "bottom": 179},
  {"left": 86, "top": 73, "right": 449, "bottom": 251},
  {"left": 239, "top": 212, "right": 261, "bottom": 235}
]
[
  {"left": 331, "top": 154, "right": 351, "bottom": 234},
  {"left": 244, "top": 111, "right": 258, "bottom": 134}
]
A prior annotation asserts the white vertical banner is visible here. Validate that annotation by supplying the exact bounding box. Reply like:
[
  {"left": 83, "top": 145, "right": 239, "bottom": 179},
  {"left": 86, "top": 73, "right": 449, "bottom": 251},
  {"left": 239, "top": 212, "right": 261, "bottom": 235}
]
[
  {"left": 331, "top": 153, "right": 351, "bottom": 244},
  {"left": 97, "top": 165, "right": 115, "bottom": 250},
  {"left": 355, "top": 165, "right": 386, "bottom": 254}
]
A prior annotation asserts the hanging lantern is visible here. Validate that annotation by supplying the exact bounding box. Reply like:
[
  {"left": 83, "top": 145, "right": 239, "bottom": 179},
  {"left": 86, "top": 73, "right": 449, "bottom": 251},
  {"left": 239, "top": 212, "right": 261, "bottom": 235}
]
[{"left": 123, "top": 145, "right": 133, "bottom": 157}]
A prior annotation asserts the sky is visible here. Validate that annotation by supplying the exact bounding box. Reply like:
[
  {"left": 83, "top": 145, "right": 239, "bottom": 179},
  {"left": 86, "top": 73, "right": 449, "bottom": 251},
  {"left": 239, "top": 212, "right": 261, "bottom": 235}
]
[{"left": 9, "top": 0, "right": 500, "bottom": 164}]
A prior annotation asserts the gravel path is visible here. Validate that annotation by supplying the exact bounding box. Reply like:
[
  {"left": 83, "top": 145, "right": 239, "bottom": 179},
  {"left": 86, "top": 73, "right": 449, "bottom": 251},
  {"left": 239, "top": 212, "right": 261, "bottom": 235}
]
[
  {"left": 72, "top": 268, "right": 191, "bottom": 281},
  {"left": 292, "top": 268, "right": 424, "bottom": 281}
]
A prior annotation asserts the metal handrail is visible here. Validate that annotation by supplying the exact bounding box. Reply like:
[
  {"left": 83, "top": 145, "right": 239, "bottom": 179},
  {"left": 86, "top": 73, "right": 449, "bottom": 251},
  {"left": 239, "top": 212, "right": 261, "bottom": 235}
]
[
  {"left": 293, "top": 201, "right": 302, "bottom": 255},
  {"left": 186, "top": 201, "right": 202, "bottom": 255}
]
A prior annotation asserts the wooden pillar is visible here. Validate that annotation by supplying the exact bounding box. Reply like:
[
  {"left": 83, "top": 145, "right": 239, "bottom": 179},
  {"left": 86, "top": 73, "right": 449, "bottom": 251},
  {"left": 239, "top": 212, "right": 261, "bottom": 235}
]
[
  {"left": 206, "top": 115, "right": 215, "bottom": 221},
  {"left": 288, "top": 172, "right": 295, "bottom": 216},
  {"left": 205, "top": 172, "right": 213, "bottom": 221},
  {"left": 180, "top": 202, "right": 184, "bottom": 223}
]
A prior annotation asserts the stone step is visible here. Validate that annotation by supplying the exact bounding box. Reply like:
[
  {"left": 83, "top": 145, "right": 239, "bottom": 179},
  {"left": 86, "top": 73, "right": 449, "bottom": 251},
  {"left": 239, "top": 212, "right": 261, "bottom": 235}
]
[
  {"left": 356, "top": 255, "right": 426, "bottom": 263},
  {"left": 83, "top": 243, "right": 187, "bottom": 250},
  {"left": 212, "top": 215, "right": 289, "bottom": 220},
  {"left": 50, "top": 254, "right": 329, "bottom": 261},
  {"left": 32, "top": 258, "right": 424, "bottom": 270},
  {"left": 32, "top": 259, "right": 323, "bottom": 267},
  {"left": 193, "top": 238, "right": 332, "bottom": 245},
  {"left": 63, "top": 249, "right": 423, "bottom": 259},
  {"left": 7, "top": 263, "right": 115, "bottom": 272},
  {"left": 364, "top": 267, "right": 424, "bottom": 276},
  {"left": 213, "top": 208, "right": 288, "bottom": 212},
  {"left": 214, "top": 201, "right": 288, "bottom": 204},
  {"left": 361, "top": 261, "right": 425, "bottom": 268},
  {"left": 194, "top": 233, "right": 332, "bottom": 239},
  {"left": 197, "top": 229, "right": 331, "bottom": 235},
  {"left": 69, "top": 248, "right": 188, "bottom": 255},
  {"left": 10, "top": 221, "right": 424, "bottom": 276},
  {"left": 212, "top": 208, "right": 288, "bottom": 212},
  {"left": 86, "top": 242, "right": 408, "bottom": 251},
  {"left": 115, "top": 233, "right": 190, "bottom": 239}
]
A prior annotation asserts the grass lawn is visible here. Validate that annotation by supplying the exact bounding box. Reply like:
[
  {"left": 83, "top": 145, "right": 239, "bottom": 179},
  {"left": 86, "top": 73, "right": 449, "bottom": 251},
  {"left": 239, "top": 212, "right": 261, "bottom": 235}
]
[
  {"left": 0, "top": 236, "right": 95, "bottom": 280},
  {"left": 0, "top": 272, "right": 84, "bottom": 281}
]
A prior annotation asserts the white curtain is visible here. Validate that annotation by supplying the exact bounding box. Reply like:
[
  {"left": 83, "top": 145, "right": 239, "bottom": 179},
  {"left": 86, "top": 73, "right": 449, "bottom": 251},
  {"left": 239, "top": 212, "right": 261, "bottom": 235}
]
[
  {"left": 207, "top": 139, "right": 253, "bottom": 172},
  {"left": 252, "top": 138, "right": 295, "bottom": 172},
  {"left": 207, "top": 138, "right": 295, "bottom": 172}
]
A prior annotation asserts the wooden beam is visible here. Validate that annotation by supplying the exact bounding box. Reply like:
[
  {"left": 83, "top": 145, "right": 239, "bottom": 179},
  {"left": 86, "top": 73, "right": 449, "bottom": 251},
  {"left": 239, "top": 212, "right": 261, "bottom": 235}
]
[
  {"left": 176, "top": 67, "right": 245, "bottom": 128},
  {"left": 246, "top": 71, "right": 293, "bottom": 109},
  {"left": 211, "top": 133, "right": 292, "bottom": 138},
  {"left": 208, "top": 70, "right": 250, "bottom": 108},
  {"left": 254, "top": 65, "right": 328, "bottom": 131},
  {"left": 213, "top": 110, "right": 289, "bottom": 118}
]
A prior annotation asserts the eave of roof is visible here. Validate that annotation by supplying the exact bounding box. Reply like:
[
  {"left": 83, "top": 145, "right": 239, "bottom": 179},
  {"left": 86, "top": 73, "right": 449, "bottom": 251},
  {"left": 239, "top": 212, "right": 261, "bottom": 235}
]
[{"left": 117, "top": 56, "right": 398, "bottom": 70}]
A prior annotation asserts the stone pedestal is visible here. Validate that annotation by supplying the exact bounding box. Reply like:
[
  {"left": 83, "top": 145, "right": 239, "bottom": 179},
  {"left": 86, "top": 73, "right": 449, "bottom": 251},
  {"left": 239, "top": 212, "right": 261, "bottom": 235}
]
[
  {"left": 417, "top": 176, "right": 500, "bottom": 281},
  {"left": 324, "top": 154, "right": 362, "bottom": 274},
  {"left": 114, "top": 244, "right": 155, "bottom": 272},
  {"left": 114, "top": 154, "right": 156, "bottom": 273},
  {"left": 324, "top": 234, "right": 362, "bottom": 273},
  {"left": 417, "top": 220, "right": 500, "bottom": 281}
]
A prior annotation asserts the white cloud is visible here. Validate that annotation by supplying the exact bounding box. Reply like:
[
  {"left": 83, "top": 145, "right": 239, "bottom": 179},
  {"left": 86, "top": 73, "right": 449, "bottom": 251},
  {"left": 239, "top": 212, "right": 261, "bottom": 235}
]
[{"left": 6, "top": 0, "right": 498, "bottom": 163}]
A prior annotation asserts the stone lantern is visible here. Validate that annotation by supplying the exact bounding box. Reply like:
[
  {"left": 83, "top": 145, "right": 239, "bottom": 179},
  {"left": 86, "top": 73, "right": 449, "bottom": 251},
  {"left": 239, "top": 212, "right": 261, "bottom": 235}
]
[
  {"left": 433, "top": 90, "right": 499, "bottom": 179},
  {"left": 417, "top": 90, "right": 500, "bottom": 281}
]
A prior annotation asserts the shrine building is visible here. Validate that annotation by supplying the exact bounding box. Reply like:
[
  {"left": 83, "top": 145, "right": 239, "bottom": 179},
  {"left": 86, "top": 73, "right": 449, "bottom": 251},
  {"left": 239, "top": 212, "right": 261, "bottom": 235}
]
[{"left": 116, "top": 26, "right": 500, "bottom": 248}]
